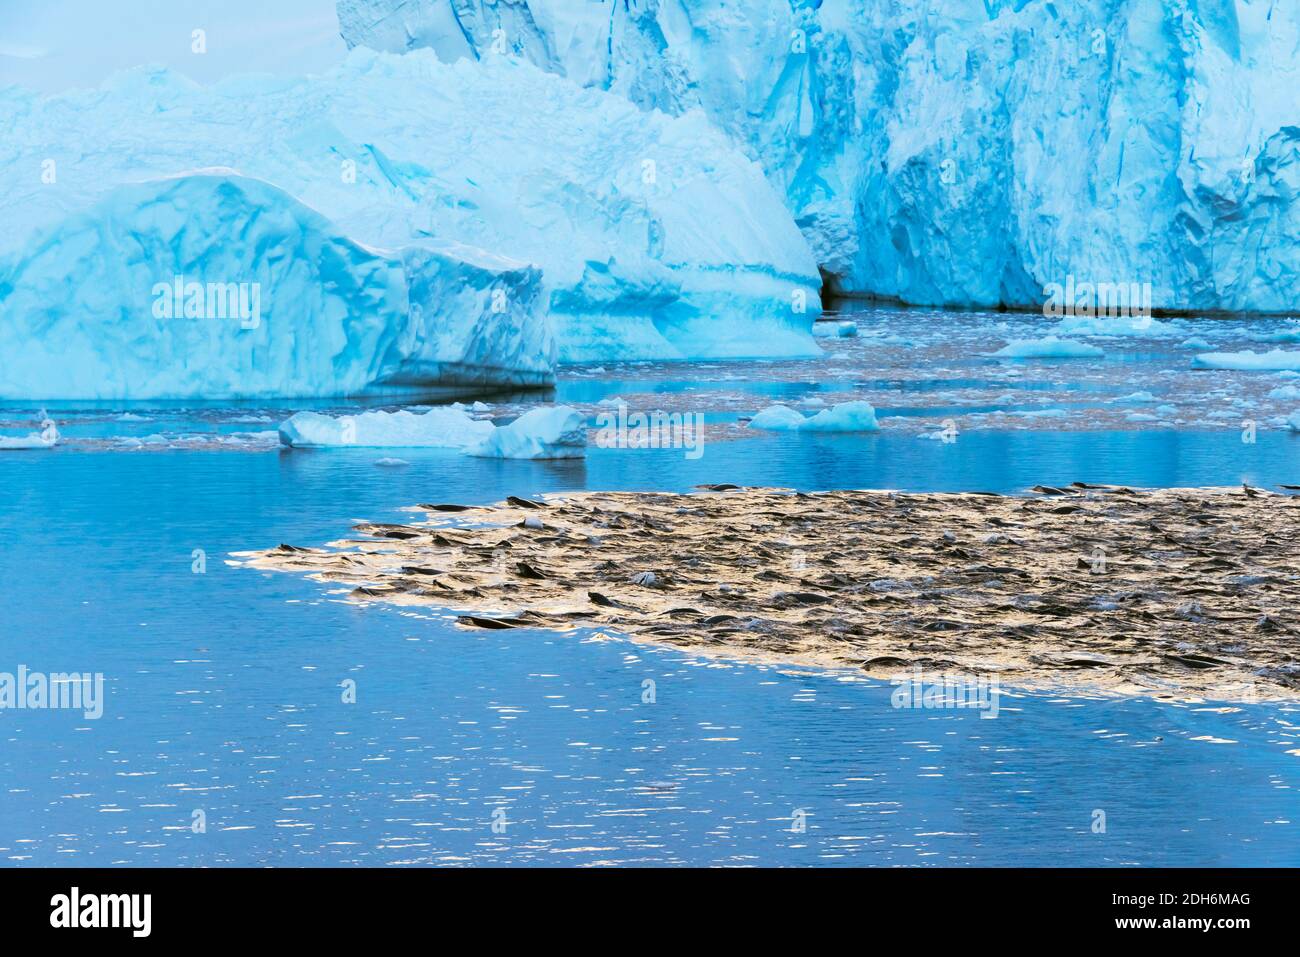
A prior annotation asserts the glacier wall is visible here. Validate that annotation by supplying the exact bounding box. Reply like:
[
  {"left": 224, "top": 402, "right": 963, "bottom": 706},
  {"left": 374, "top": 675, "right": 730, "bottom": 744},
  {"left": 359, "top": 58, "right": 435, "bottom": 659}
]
[
  {"left": 0, "top": 47, "right": 821, "bottom": 395},
  {"left": 337, "top": 0, "right": 1300, "bottom": 313},
  {"left": 0, "top": 172, "right": 551, "bottom": 400}
]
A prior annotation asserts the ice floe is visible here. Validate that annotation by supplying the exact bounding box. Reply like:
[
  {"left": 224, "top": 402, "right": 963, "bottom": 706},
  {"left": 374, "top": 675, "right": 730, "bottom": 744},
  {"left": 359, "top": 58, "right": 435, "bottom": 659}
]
[{"left": 468, "top": 406, "right": 587, "bottom": 459}]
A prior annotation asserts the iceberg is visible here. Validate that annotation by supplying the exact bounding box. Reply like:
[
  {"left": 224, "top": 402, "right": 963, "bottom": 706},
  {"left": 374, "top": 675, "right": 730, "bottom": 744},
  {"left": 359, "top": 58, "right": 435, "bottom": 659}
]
[
  {"left": 279, "top": 407, "right": 495, "bottom": 448},
  {"left": 1, "top": 47, "right": 821, "bottom": 395},
  {"left": 0, "top": 173, "right": 550, "bottom": 400},
  {"left": 1192, "top": 350, "right": 1300, "bottom": 372},
  {"left": 337, "top": 0, "right": 1300, "bottom": 313},
  {"left": 748, "top": 401, "right": 878, "bottom": 432},
  {"left": 468, "top": 406, "right": 587, "bottom": 459}
]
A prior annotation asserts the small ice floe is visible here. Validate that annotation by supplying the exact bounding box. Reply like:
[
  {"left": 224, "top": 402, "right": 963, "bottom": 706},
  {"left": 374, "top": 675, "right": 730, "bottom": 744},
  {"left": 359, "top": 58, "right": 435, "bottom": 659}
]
[
  {"left": 1288, "top": 410, "right": 1300, "bottom": 432},
  {"left": 1269, "top": 385, "right": 1300, "bottom": 400},
  {"left": 0, "top": 415, "right": 59, "bottom": 450},
  {"left": 1192, "top": 349, "right": 1300, "bottom": 371},
  {"left": 812, "top": 320, "right": 858, "bottom": 338},
  {"left": 1114, "top": 390, "right": 1158, "bottom": 403},
  {"left": 279, "top": 407, "right": 494, "bottom": 448},
  {"left": 1181, "top": 337, "right": 1212, "bottom": 350},
  {"left": 373, "top": 457, "right": 410, "bottom": 467},
  {"left": 1250, "top": 322, "right": 1300, "bottom": 343},
  {"left": 468, "top": 406, "right": 586, "bottom": 459},
  {"left": 987, "top": 336, "right": 1104, "bottom": 359},
  {"left": 0, "top": 431, "right": 57, "bottom": 449},
  {"left": 748, "top": 401, "right": 878, "bottom": 432},
  {"left": 1055, "top": 314, "right": 1180, "bottom": 337}
]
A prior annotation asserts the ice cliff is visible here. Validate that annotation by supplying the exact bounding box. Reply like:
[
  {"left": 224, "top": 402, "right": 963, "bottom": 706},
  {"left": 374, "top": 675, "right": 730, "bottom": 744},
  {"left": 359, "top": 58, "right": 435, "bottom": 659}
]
[
  {"left": 338, "top": 0, "right": 1300, "bottom": 313},
  {"left": 0, "top": 49, "right": 820, "bottom": 399}
]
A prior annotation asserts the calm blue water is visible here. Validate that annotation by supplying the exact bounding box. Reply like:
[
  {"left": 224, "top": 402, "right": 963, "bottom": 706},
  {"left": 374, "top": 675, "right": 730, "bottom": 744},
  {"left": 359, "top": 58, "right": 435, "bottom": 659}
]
[{"left": 1, "top": 441, "right": 1298, "bottom": 866}]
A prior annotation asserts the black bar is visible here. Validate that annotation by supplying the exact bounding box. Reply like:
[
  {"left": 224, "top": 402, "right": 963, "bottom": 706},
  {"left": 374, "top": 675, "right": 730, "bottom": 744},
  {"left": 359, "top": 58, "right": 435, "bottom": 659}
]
[{"left": 0, "top": 867, "right": 1280, "bottom": 943}]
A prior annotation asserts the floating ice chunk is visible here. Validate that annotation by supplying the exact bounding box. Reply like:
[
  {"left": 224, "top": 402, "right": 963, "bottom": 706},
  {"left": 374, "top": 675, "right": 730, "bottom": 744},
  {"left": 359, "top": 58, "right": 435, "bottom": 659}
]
[
  {"left": 988, "top": 337, "right": 1104, "bottom": 359},
  {"left": 1192, "top": 350, "right": 1300, "bottom": 371},
  {"left": 1251, "top": 323, "right": 1300, "bottom": 343},
  {"left": 278, "top": 407, "right": 495, "bottom": 448},
  {"left": 1114, "top": 391, "right": 1158, "bottom": 403},
  {"left": 1180, "top": 337, "right": 1212, "bottom": 350},
  {"left": 749, "top": 401, "right": 879, "bottom": 432},
  {"left": 801, "top": 401, "right": 880, "bottom": 431},
  {"left": 0, "top": 431, "right": 57, "bottom": 450},
  {"left": 0, "top": 415, "right": 58, "bottom": 449},
  {"left": 747, "top": 405, "right": 808, "bottom": 431},
  {"left": 812, "top": 321, "right": 858, "bottom": 338},
  {"left": 1290, "top": 411, "right": 1300, "bottom": 432},
  {"left": 468, "top": 406, "right": 587, "bottom": 459},
  {"left": 1269, "top": 385, "right": 1300, "bottom": 400},
  {"left": 374, "top": 457, "right": 410, "bottom": 467},
  {"left": 1055, "top": 314, "right": 1179, "bottom": 337}
]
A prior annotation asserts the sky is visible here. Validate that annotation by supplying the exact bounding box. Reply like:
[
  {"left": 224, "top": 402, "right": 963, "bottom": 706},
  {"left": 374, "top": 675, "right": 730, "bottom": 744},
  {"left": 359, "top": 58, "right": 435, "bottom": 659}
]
[{"left": 0, "top": 0, "right": 348, "bottom": 91}]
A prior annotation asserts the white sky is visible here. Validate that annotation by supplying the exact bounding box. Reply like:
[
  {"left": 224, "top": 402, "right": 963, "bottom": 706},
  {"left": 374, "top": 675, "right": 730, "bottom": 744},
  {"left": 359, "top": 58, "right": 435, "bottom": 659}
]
[{"left": 0, "top": 0, "right": 348, "bottom": 91}]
